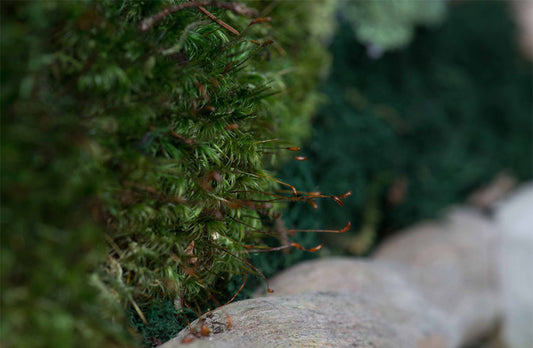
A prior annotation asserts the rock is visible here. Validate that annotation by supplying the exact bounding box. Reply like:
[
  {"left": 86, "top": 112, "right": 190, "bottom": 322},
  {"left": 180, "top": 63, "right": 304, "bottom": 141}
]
[
  {"left": 253, "top": 258, "right": 409, "bottom": 299},
  {"left": 510, "top": 0, "right": 533, "bottom": 61},
  {"left": 496, "top": 183, "right": 533, "bottom": 348},
  {"left": 467, "top": 172, "right": 517, "bottom": 210},
  {"left": 160, "top": 291, "right": 451, "bottom": 348},
  {"left": 374, "top": 208, "right": 501, "bottom": 344}
]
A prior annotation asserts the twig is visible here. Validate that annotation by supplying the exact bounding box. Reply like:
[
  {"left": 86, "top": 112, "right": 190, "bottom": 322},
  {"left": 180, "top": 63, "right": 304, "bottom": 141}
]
[{"left": 140, "top": 1, "right": 258, "bottom": 32}]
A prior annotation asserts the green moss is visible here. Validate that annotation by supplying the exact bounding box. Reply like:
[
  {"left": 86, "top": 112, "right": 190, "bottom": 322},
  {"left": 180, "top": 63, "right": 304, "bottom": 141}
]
[{"left": 2, "top": 1, "right": 336, "bottom": 346}]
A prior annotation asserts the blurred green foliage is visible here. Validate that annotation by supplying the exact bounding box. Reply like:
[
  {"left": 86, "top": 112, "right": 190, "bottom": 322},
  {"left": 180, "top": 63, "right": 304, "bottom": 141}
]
[
  {"left": 1, "top": 2, "right": 137, "bottom": 347},
  {"left": 342, "top": 0, "right": 446, "bottom": 53},
  {"left": 281, "top": 1, "right": 532, "bottom": 254}
]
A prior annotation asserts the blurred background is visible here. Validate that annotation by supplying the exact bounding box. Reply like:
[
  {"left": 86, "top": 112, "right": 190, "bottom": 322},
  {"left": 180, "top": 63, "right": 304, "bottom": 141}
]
[
  {"left": 246, "top": 0, "right": 531, "bottom": 284},
  {"left": 279, "top": 0, "right": 532, "bottom": 256}
]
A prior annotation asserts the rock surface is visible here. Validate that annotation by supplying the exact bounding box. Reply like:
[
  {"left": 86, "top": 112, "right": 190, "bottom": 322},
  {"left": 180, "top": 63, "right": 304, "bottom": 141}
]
[
  {"left": 162, "top": 291, "right": 451, "bottom": 348},
  {"left": 374, "top": 208, "right": 501, "bottom": 344},
  {"left": 496, "top": 183, "right": 533, "bottom": 348},
  {"left": 160, "top": 186, "right": 532, "bottom": 348}
]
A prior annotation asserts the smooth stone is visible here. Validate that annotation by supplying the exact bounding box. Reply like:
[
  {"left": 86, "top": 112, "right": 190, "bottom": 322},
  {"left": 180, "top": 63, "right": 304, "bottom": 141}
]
[
  {"left": 374, "top": 208, "right": 501, "bottom": 344},
  {"left": 496, "top": 183, "right": 533, "bottom": 348},
  {"left": 161, "top": 291, "right": 451, "bottom": 348}
]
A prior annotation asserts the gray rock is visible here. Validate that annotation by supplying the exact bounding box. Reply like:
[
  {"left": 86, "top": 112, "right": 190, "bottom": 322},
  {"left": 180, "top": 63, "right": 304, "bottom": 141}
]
[
  {"left": 161, "top": 291, "right": 451, "bottom": 348},
  {"left": 496, "top": 183, "right": 533, "bottom": 348},
  {"left": 253, "top": 258, "right": 405, "bottom": 298},
  {"left": 374, "top": 208, "right": 501, "bottom": 344}
]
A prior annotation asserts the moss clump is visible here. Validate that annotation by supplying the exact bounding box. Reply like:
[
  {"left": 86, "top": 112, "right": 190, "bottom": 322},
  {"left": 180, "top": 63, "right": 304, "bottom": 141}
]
[
  {"left": 126, "top": 1, "right": 341, "bottom": 344},
  {"left": 2, "top": 1, "right": 337, "bottom": 346}
]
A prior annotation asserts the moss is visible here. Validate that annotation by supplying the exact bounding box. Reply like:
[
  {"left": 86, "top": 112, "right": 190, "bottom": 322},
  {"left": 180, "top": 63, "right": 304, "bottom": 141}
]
[{"left": 2, "top": 1, "right": 336, "bottom": 346}]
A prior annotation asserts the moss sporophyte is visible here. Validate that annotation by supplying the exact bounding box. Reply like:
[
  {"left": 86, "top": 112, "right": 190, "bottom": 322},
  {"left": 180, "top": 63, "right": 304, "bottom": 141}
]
[{"left": 2, "top": 1, "right": 344, "bottom": 346}]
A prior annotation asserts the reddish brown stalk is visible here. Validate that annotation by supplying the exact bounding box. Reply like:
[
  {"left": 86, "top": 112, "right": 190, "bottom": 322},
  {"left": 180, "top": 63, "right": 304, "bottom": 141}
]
[
  {"left": 194, "top": 82, "right": 210, "bottom": 102},
  {"left": 255, "top": 138, "right": 279, "bottom": 144},
  {"left": 181, "top": 302, "right": 200, "bottom": 335},
  {"left": 224, "top": 274, "right": 248, "bottom": 305},
  {"left": 275, "top": 189, "right": 353, "bottom": 207},
  {"left": 226, "top": 199, "right": 275, "bottom": 211},
  {"left": 215, "top": 244, "right": 274, "bottom": 293},
  {"left": 230, "top": 198, "right": 304, "bottom": 206},
  {"left": 222, "top": 61, "right": 234, "bottom": 74},
  {"left": 245, "top": 242, "right": 323, "bottom": 253},
  {"left": 203, "top": 105, "right": 216, "bottom": 112},
  {"left": 274, "top": 214, "right": 289, "bottom": 254},
  {"left": 140, "top": 1, "right": 258, "bottom": 31},
  {"left": 259, "top": 146, "right": 301, "bottom": 153},
  {"left": 169, "top": 124, "right": 196, "bottom": 145},
  {"left": 235, "top": 188, "right": 352, "bottom": 209},
  {"left": 332, "top": 196, "right": 344, "bottom": 207},
  {"left": 260, "top": 39, "right": 274, "bottom": 48},
  {"left": 209, "top": 295, "right": 233, "bottom": 330},
  {"left": 330, "top": 190, "right": 353, "bottom": 207},
  {"left": 231, "top": 189, "right": 299, "bottom": 200},
  {"left": 196, "top": 5, "right": 240, "bottom": 35},
  {"left": 226, "top": 215, "right": 271, "bottom": 235},
  {"left": 248, "top": 17, "right": 272, "bottom": 26},
  {"left": 250, "top": 171, "right": 297, "bottom": 196},
  {"left": 337, "top": 190, "right": 353, "bottom": 198},
  {"left": 225, "top": 123, "right": 240, "bottom": 130},
  {"left": 227, "top": 218, "right": 280, "bottom": 240},
  {"left": 293, "top": 243, "right": 323, "bottom": 252},
  {"left": 288, "top": 221, "right": 352, "bottom": 234},
  {"left": 227, "top": 190, "right": 350, "bottom": 212},
  {"left": 276, "top": 189, "right": 321, "bottom": 196}
]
